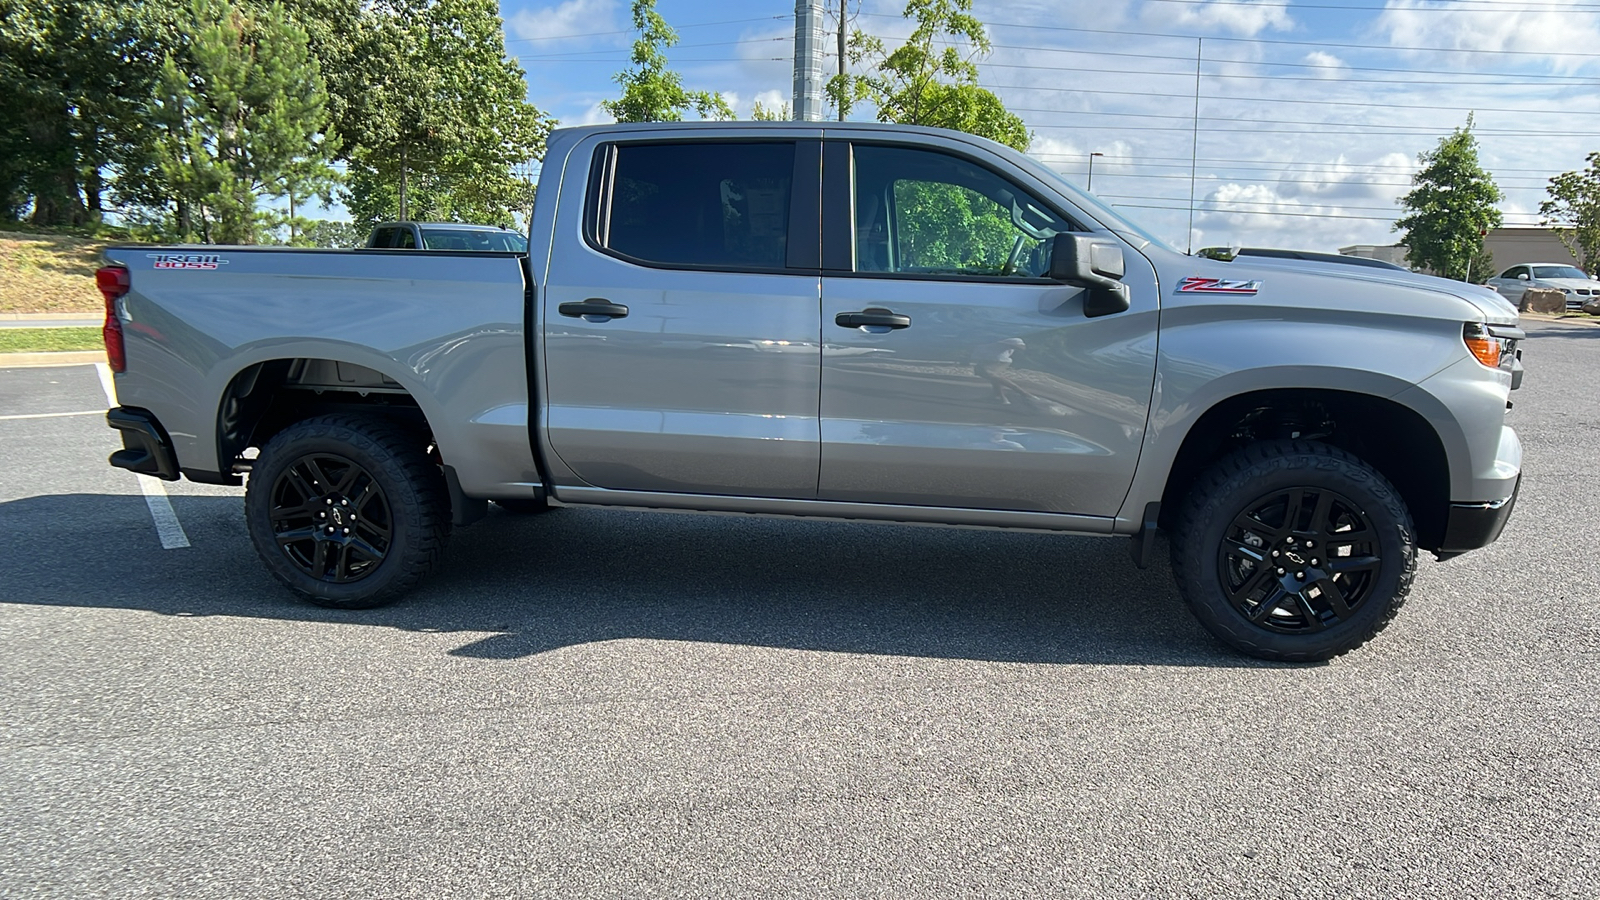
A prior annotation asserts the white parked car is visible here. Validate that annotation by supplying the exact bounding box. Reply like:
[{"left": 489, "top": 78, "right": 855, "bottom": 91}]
[{"left": 1485, "top": 263, "right": 1599, "bottom": 311}]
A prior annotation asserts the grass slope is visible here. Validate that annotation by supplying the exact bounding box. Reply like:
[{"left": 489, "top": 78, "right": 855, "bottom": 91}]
[{"left": 0, "top": 230, "right": 113, "bottom": 314}]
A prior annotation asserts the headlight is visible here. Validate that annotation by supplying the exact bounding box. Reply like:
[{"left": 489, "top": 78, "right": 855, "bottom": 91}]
[{"left": 1463, "top": 322, "right": 1516, "bottom": 369}]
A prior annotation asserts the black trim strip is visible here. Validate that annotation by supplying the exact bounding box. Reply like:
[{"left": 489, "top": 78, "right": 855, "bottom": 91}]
[
  {"left": 821, "top": 141, "right": 855, "bottom": 272},
  {"left": 787, "top": 140, "right": 822, "bottom": 271}
]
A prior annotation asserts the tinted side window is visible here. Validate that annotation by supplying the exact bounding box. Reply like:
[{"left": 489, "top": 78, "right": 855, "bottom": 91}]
[
  {"left": 599, "top": 142, "right": 794, "bottom": 270},
  {"left": 852, "top": 144, "right": 1070, "bottom": 279},
  {"left": 394, "top": 228, "right": 417, "bottom": 249},
  {"left": 369, "top": 227, "right": 394, "bottom": 248}
]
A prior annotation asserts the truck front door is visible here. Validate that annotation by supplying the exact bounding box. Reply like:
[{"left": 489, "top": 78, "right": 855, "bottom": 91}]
[
  {"left": 541, "top": 137, "right": 823, "bottom": 499},
  {"left": 817, "top": 139, "right": 1160, "bottom": 516}
]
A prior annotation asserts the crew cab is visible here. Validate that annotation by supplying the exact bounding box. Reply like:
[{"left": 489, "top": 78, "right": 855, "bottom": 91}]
[{"left": 96, "top": 122, "right": 1524, "bottom": 661}]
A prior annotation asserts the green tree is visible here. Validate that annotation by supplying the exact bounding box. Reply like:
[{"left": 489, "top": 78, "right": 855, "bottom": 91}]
[
  {"left": 750, "top": 99, "right": 790, "bottom": 121},
  {"left": 335, "top": 0, "right": 553, "bottom": 227},
  {"left": 827, "top": 0, "right": 1028, "bottom": 151},
  {"left": 604, "top": 0, "right": 734, "bottom": 123},
  {"left": 302, "top": 218, "right": 366, "bottom": 248},
  {"left": 1539, "top": 152, "right": 1600, "bottom": 272},
  {"left": 0, "top": 0, "right": 182, "bottom": 226},
  {"left": 145, "top": 0, "right": 333, "bottom": 243},
  {"left": 271, "top": 143, "right": 342, "bottom": 245},
  {"left": 1394, "top": 117, "right": 1503, "bottom": 281}
]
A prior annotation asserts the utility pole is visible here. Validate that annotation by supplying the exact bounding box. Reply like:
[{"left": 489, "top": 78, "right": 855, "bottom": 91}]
[
  {"left": 837, "top": 0, "right": 847, "bottom": 121},
  {"left": 792, "top": 0, "right": 825, "bottom": 121},
  {"left": 1186, "top": 37, "right": 1202, "bottom": 255}
]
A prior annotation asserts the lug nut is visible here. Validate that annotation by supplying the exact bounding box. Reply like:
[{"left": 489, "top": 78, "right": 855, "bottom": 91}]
[
  {"left": 1311, "top": 558, "right": 1319, "bottom": 566},
  {"left": 341, "top": 499, "right": 348, "bottom": 506},
  {"left": 1296, "top": 571, "right": 1305, "bottom": 579},
  {"left": 343, "top": 528, "right": 350, "bottom": 535},
  {"left": 326, "top": 498, "right": 332, "bottom": 505},
  {"left": 319, "top": 512, "right": 325, "bottom": 518},
  {"left": 326, "top": 527, "right": 334, "bottom": 534},
  {"left": 1277, "top": 568, "right": 1286, "bottom": 575},
  {"left": 1305, "top": 540, "right": 1315, "bottom": 548},
  {"left": 1272, "top": 550, "right": 1280, "bottom": 557}
]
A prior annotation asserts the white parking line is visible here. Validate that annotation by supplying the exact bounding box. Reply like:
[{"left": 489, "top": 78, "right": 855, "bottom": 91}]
[
  {"left": 136, "top": 474, "right": 192, "bottom": 549},
  {"left": 96, "top": 362, "right": 191, "bottom": 550},
  {"left": 0, "top": 410, "right": 105, "bottom": 421}
]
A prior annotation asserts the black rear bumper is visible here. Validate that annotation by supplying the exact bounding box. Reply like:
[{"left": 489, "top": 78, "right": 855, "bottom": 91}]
[
  {"left": 107, "top": 406, "right": 180, "bottom": 481},
  {"left": 1434, "top": 475, "right": 1520, "bottom": 560}
]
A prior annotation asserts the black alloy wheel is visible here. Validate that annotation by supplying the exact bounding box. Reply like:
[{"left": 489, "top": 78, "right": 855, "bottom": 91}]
[
  {"left": 1219, "top": 487, "right": 1380, "bottom": 634},
  {"left": 268, "top": 453, "right": 394, "bottom": 584},
  {"left": 245, "top": 414, "right": 450, "bottom": 609},
  {"left": 1170, "top": 440, "right": 1417, "bottom": 662}
]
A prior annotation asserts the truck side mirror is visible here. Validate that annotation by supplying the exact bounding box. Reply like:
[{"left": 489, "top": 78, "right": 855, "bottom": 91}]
[
  {"left": 1517, "top": 273, "right": 1529, "bottom": 281},
  {"left": 1048, "top": 233, "right": 1131, "bottom": 318}
]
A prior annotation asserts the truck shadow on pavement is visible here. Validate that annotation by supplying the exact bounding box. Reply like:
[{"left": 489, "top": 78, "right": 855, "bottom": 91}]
[{"left": 0, "top": 493, "right": 1286, "bottom": 668}]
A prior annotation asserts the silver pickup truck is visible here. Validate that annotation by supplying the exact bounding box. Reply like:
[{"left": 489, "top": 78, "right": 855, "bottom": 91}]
[{"left": 97, "top": 122, "right": 1524, "bottom": 661}]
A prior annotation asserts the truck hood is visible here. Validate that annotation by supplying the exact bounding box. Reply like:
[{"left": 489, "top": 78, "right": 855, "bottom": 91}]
[{"left": 1223, "top": 255, "right": 1521, "bottom": 324}]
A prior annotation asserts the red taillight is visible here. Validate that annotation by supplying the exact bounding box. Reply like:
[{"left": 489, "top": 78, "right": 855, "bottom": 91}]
[{"left": 96, "top": 266, "right": 129, "bottom": 372}]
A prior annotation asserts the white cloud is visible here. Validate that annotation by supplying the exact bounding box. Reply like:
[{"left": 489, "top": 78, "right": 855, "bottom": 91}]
[
  {"left": 570, "top": 101, "right": 614, "bottom": 127},
  {"left": 1374, "top": 0, "right": 1600, "bottom": 74},
  {"left": 507, "top": 0, "right": 620, "bottom": 45},
  {"left": 1302, "top": 51, "right": 1347, "bottom": 78},
  {"left": 1139, "top": 0, "right": 1295, "bottom": 38}
]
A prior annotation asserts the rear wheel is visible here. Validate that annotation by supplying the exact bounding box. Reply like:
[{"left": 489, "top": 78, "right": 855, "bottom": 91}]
[
  {"left": 1170, "top": 440, "right": 1417, "bottom": 661},
  {"left": 245, "top": 415, "right": 450, "bottom": 609}
]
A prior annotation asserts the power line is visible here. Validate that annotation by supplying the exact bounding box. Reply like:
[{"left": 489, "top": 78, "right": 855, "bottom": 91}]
[
  {"left": 1008, "top": 105, "right": 1600, "bottom": 138},
  {"left": 517, "top": 38, "right": 787, "bottom": 60},
  {"left": 860, "top": 13, "right": 1600, "bottom": 58},
  {"left": 504, "top": 15, "right": 791, "bottom": 45},
  {"left": 1139, "top": 0, "right": 1600, "bottom": 11},
  {"left": 979, "top": 57, "right": 1600, "bottom": 87}
]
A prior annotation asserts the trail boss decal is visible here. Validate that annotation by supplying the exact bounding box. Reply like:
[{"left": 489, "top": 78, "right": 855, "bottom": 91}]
[
  {"left": 148, "top": 253, "right": 228, "bottom": 270},
  {"left": 1177, "top": 276, "right": 1260, "bottom": 294}
]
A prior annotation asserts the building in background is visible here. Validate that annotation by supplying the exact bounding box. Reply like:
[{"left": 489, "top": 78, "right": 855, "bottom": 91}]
[
  {"left": 1338, "top": 243, "right": 1411, "bottom": 268},
  {"left": 1481, "top": 227, "right": 1579, "bottom": 274},
  {"left": 1340, "top": 227, "right": 1584, "bottom": 279}
]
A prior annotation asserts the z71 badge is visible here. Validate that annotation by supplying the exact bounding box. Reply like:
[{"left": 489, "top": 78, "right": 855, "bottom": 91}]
[
  {"left": 1177, "top": 276, "right": 1260, "bottom": 294},
  {"left": 148, "top": 253, "right": 228, "bottom": 270}
]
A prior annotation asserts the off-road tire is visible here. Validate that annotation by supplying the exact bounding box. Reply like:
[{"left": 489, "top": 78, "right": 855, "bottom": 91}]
[
  {"left": 1170, "top": 440, "right": 1417, "bottom": 662},
  {"left": 245, "top": 414, "right": 450, "bottom": 609}
]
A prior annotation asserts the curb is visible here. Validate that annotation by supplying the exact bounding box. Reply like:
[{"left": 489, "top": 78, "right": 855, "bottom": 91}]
[
  {"left": 1521, "top": 312, "right": 1600, "bottom": 326},
  {"left": 0, "top": 351, "right": 106, "bottom": 368}
]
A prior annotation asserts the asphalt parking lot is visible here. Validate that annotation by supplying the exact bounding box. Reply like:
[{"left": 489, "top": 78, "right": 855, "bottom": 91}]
[{"left": 2, "top": 320, "right": 1597, "bottom": 898}]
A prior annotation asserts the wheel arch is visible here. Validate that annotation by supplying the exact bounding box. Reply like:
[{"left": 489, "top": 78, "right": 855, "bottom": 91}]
[
  {"left": 212, "top": 350, "right": 445, "bottom": 481},
  {"left": 1152, "top": 386, "right": 1459, "bottom": 552}
]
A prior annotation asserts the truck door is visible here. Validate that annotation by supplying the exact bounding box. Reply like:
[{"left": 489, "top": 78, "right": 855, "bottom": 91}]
[
  {"left": 817, "top": 139, "right": 1159, "bottom": 516},
  {"left": 541, "top": 138, "right": 823, "bottom": 499}
]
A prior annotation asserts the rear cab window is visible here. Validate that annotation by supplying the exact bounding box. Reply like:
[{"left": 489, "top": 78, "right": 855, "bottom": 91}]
[{"left": 587, "top": 141, "right": 798, "bottom": 271}]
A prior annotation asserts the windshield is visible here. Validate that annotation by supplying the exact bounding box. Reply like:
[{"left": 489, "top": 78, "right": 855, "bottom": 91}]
[
  {"left": 1532, "top": 265, "right": 1588, "bottom": 280},
  {"left": 1025, "top": 161, "right": 1180, "bottom": 254},
  {"left": 421, "top": 228, "right": 529, "bottom": 252}
]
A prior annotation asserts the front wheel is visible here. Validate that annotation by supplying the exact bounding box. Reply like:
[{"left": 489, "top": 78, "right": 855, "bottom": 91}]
[
  {"left": 1170, "top": 440, "right": 1417, "bottom": 662},
  {"left": 245, "top": 414, "right": 450, "bottom": 609}
]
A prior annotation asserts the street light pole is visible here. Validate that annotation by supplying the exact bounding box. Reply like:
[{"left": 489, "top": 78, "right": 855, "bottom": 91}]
[{"left": 1087, "top": 152, "right": 1103, "bottom": 192}]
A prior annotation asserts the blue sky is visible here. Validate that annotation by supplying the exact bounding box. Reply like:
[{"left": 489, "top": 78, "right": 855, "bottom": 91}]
[{"left": 499, "top": 0, "right": 1600, "bottom": 253}]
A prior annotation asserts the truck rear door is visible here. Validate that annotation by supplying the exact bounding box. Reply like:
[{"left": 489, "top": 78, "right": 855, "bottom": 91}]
[{"left": 540, "top": 136, "right": 824, "bottom": 499}]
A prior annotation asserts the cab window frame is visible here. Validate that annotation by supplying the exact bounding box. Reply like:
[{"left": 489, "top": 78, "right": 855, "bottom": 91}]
[
  {"left": 583, "top": 138, "right": 821, "bottom": 275},
  {"left": 823, "top": 139, "right": 1093, "bottom": 285}
]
